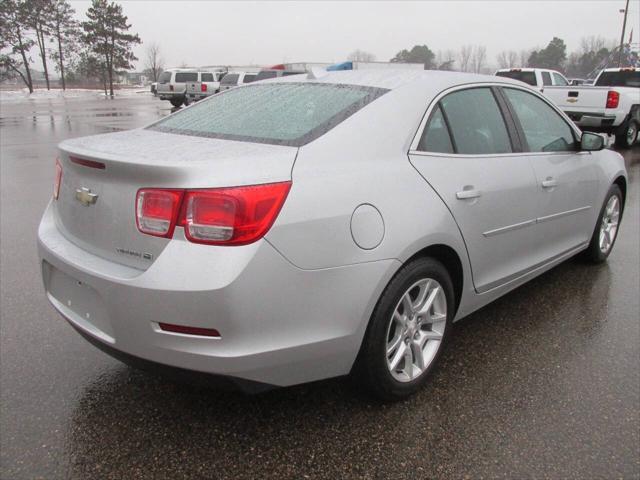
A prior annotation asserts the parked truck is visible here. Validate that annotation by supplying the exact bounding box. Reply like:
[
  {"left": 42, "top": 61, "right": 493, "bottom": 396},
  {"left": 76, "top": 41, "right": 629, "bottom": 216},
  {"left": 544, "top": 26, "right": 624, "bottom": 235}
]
[{"left": 543, "top": 67, "right": 640, "bottom": 148}]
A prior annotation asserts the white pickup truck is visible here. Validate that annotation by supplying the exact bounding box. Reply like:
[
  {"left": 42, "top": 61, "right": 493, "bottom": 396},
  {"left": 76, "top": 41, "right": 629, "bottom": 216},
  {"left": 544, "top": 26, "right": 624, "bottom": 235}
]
[
  {"left": 543, "top": 68, "right": 639, "bottom": 148},
  {"left": 496, "top": 68, "right": 570, "bottom": 91}
]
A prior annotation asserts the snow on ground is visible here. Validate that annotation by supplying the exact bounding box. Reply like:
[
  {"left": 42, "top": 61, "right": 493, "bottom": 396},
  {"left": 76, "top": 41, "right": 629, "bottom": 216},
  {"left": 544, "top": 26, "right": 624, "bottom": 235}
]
[{"left": 0, "top": 87, "right": 151, "bottom": 103}]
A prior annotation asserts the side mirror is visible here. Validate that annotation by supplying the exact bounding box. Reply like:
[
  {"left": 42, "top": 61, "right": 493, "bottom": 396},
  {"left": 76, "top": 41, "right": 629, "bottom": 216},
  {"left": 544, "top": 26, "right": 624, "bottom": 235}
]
[{"left": 580, "top": 132, "right": 605, "bottom": 151}]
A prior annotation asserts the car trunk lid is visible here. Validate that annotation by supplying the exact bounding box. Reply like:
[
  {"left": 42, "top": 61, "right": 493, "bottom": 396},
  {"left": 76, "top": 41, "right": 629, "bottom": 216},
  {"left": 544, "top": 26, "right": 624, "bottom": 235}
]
[{"left": 54, "top": 129, "right": 297, "bottom": 269}]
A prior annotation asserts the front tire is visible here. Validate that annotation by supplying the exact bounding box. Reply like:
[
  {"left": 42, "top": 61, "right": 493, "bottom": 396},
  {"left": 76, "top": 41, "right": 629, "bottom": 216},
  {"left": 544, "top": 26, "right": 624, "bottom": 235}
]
[
  {"left": 615, "top": 120, "right": 638, "bottom": 148},
  {"left": 583, "top": 184, "right": 623, "bottom": 263},
  {"left": 354, "top": 257, "right": 455, "bottom": 401}
]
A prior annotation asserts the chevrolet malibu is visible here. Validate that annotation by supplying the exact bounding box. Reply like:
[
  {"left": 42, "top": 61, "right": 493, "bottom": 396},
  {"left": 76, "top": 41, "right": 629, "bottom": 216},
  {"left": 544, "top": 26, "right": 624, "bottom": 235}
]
[{"left": 38, "top": 71, "right": 627, "bottom": 400}]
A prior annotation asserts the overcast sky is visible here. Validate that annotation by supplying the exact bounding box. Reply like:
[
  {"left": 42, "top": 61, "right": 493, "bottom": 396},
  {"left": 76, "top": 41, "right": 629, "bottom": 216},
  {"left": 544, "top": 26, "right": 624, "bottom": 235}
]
[{"left": 70, "top": 0, "right": 639, "bottom": 69}]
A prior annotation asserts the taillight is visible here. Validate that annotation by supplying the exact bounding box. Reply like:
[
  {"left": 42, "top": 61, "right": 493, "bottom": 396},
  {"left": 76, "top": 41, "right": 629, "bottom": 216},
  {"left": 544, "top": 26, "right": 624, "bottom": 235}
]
[
  {"left": 169, "top": 84, "right": 174, "bottom": 92},
  {"left": 135, "top": 189, "right": 184, "bottom": 237},
  {"left": 201, "top": 83, "right": 207, "bottom": 92},
  {"left": 53, "top": 158, "right": 62, "bottom": 200},
  {"left": 135, "top": 182, "right": 291, "bottom": 245},
  {"left": 181, "top": 183, "right": 291, "bottom": 245},
  {"left": 606, "top": 90, "right": 619, "bottom": 109}
]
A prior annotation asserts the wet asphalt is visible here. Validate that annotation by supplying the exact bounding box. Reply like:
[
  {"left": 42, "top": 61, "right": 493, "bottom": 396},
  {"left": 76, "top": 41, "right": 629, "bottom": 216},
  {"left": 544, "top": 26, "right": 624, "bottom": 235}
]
[{"left": 0, "top": 93, "right": 639, "bottom": 480}]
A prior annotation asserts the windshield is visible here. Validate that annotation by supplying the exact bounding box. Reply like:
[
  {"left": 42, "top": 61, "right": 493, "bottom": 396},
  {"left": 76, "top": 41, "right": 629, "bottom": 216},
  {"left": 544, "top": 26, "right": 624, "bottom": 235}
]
[
  {"left": 496, "top": 71, "right": 537, "bottom": 86},
  {"left": 158, "top": 71, "right": 171, "bottom": 84},
  {"left": 254, "top": 71, "right": 278, "bottom": 81},
  {"left": 149, "top": 83, "right": 388, "bottom": 147},
  {"left": 595, "top": 71, "right": 640, "bottom": 87}
]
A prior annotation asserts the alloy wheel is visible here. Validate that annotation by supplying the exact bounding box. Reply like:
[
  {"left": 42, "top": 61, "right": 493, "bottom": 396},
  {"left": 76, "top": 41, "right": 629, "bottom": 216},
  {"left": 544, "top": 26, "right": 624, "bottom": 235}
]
[
  {"left": 599, "top": 195, "right": 620, "bottom": 254},
  {"left": 385, "top": 278, "right": 447, "bottom": 382}
]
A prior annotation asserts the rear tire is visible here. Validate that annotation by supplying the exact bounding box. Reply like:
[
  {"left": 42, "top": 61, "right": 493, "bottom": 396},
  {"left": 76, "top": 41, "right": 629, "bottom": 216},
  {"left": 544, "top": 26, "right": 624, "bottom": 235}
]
[
  {"left": 170, "top": 97, "right": 184, "bottom": 108},
  {"left": 583, "top": 184, "right": 623, "bottom": 263},
  {"left": 615, "top": 120, "right": 638, "bottom": 148},
  {"left": 353, "top": 257, "right": 455, "bottom": 401}
]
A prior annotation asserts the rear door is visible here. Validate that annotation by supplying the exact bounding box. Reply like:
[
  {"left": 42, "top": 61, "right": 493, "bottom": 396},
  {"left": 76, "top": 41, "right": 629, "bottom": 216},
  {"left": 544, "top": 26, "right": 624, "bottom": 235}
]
[
  {"left": 500, "top": 86, "right": 599, "bottom": 259},
  {"left": 409, "top": 86, "right": 540, "bottom": 293}
]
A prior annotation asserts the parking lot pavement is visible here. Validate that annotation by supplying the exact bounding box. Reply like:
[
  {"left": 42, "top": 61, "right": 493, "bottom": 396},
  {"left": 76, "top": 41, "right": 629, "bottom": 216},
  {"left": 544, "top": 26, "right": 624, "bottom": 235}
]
[{"left": 1, "top": 94, "right": 638, "bottom": 480}]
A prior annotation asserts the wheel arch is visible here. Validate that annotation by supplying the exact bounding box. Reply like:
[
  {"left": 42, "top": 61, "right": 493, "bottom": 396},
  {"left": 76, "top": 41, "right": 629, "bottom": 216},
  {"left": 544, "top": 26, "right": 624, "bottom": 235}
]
[
  {"left": 403, "top": 243, "right": 464, "bottom": 316},
  {"left": 613, "top": 175, "right": 627, "bottom": 214}
]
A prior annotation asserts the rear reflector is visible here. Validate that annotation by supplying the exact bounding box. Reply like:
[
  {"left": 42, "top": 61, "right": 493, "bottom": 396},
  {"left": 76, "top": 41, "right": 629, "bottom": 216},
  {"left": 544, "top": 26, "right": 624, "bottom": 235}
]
[
  {"left": 70, "top": 156, "right": 106, "bottom": 170},
  {"left": 136, "top": 189, "right": 184, "bottom": 237},
  {"left": 158, "top": 322, "right": 221, "bottom": 338},
  {"left": 606, "top": 90, "right": 620, "bottom": 109},
  {"left": 53, "top": 158, "right": 63, "bottom": 200},
  {"left": 201, "top": 83, "right": 207, "bottom": 92}
]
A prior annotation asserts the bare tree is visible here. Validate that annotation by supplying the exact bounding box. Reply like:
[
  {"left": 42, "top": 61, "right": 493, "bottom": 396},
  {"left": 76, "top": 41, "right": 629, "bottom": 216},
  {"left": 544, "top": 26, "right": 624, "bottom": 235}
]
[
  {"left": 519, "top": 49, "right": 532, "bottom": 67},
  {"left": 435, "top": 50, "right": 456, "bottom": 70},
  {"left": 347, "top": 49, "right": 376, "bottom": 62},
  {"left": 144, "top": 41, "right": 164, "bottom": 82},
  {"left": 471, "top": 45, "right": 487, "bottom": 73},
  {"left": 497, "top": 50, "right": 518, "bottom": 68},
  {"left": 458, "top": 45, "right": 473, "bottom": 72}
]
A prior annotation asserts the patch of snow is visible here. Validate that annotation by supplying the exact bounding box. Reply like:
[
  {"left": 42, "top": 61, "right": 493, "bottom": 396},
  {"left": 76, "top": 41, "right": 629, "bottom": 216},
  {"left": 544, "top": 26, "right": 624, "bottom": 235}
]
[{"left": 0, "top": 87, "right": 151, "bottom": 103}]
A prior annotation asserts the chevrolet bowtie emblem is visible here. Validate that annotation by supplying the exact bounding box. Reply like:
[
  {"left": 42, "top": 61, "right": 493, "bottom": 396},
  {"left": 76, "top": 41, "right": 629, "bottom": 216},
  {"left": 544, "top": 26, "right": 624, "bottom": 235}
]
[{"left": 75, "top": 187, "right": 98, "bottom": 206}]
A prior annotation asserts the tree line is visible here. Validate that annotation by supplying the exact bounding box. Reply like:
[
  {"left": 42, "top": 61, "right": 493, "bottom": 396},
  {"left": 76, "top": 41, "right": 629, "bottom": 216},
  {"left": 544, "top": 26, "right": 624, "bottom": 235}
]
[
  {"left": 354, "top": 35, "right": 621, "bottom": 78},
  {"left": 1, "top": 0, "right": 140, "bottom": 97}
]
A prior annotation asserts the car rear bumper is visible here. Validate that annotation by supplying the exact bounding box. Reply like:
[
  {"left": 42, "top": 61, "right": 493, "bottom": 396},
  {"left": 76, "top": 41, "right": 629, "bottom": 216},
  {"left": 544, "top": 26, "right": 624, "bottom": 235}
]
[{"left": 37, "top": 201, "right": 398, "bottom": 387}]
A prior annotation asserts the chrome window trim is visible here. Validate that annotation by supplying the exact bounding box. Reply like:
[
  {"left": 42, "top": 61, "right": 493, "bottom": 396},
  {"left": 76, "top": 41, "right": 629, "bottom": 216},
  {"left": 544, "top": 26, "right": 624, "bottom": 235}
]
[{"left": 410, "top": 82, "right": 584, "bottom": 155}]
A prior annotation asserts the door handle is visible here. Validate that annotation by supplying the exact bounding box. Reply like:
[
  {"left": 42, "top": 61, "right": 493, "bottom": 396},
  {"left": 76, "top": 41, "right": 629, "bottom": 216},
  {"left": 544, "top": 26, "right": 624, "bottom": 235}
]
[
  {"left": 542, "top": 178, "right": 558, "bottom": 189},
  {"left": 456, "top": 187, "right": 482, "bottom": 200}
]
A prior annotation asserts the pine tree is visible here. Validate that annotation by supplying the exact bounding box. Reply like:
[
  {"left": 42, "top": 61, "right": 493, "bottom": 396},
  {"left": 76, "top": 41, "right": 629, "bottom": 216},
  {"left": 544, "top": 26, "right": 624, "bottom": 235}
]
[
  {"left": 0, "top": 0, "right": 35, "bottom": 93},
  {"left": 49, "top": 0, "right": 80, "bottom": 90},
  {"left": 27, "top": 0, "right": 54, "bottom": 90},
  {"left": 81, "top": 0, "right": 141, "bottom": 98}
]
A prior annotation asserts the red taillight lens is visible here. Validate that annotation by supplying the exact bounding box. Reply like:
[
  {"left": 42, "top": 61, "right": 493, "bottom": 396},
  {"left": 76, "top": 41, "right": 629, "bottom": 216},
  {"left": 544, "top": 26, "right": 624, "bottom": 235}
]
[
  {"left": 53, "top": 158, "right": 62, "bottom": 200},
  {"left": 180, "top": 182, "right": 292, "bottom": 245},
  {"left": 201, "top": 83, "right": 207, "bottom": 92},
  {"left": 169, "top": 84, "right": 174, "bottom": 92},
  {"left": 135, "top": 189, "right": 184, "bottom": 237},
  {"left": 158, "top": 322, "right": 220, "bottom": 338},
  {"left": 606, "top": 90, "right": 620, "bottom": 109}
]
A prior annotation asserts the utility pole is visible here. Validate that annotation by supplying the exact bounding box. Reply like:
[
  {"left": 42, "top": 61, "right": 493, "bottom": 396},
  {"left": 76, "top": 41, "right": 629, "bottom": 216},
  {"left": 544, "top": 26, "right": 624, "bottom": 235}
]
[{"left": 618, "top": 0, "right": 630, "bottom": 67}]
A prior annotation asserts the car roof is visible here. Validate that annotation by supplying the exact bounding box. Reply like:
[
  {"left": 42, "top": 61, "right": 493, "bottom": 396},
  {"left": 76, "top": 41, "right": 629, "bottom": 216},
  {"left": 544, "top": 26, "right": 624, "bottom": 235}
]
[{"left": 267, "top": 69, "right": 531, "bottom": 92}]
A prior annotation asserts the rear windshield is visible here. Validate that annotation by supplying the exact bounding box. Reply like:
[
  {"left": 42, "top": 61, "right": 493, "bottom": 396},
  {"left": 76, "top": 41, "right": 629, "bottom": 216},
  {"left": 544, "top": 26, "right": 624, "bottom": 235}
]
[
  {"left": 496, "top": 71, "right": 537, "bottom": 86},
  {"left": 221, "top": 73, "right": 239, "bottom": 85},
  {"left": 175, "top": 72, "right": 198, "bottom": 83},
  {"left": 148, "top": 83, "right": 388, "bottom": 147},
  {"left": 158, "top": 71, "right": 171, "bottom": 84},
  {"left": 254, "top": 71, "right": 278, "bottom": 81},
  {"left": 595, "top": 71, "right": 640, "bottom": 87}
]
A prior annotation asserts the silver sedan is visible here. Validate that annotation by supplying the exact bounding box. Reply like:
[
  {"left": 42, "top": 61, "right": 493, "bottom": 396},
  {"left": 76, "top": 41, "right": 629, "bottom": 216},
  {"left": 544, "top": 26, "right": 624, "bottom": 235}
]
[{"left": 38, "top": 70, "right": 627, "bottom": 400}]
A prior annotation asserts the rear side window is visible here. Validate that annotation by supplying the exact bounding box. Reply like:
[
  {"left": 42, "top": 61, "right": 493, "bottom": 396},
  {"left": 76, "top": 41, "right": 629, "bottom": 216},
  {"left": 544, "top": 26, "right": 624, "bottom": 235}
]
[
  {"left": 200, "top": 73, "right": 214, "bottom": 82},
  {"left": 158, "top": 71, "right": 171, "bottom": 84},
  {"left": 439, "top": 88, "right": 512, "bottom": 154},
  {"left": 282, "top": 71, "right": 305, "bottom": 77},
  {"left": 244, "top": 74, "right": 256, "bottom": 83},
  {"left": 417, "top": 105, "right": 454, "bottom": 153},
  {"left": 221, "top": 73, "right": 239, "bottom": 85},
  {"left": 149, "top": 83, "right": 388, "bottom": 147},
  {"left": 175, "top": 73, "right": 198, "bottom": 83},
  {"left": 595, "top": 70, "right": 640, "bottom": 87},
  {"left": 552, "top": 73, "right": 568, "bottom": 86},
  {"left": 541, "top": 71, "right": 552, "bottom": 86},
  {"left": 496, "top": 71, "right": 536, "bottom": 86},
  {"left": 503, "top": 88, "right": 576, "bottom": 152}
]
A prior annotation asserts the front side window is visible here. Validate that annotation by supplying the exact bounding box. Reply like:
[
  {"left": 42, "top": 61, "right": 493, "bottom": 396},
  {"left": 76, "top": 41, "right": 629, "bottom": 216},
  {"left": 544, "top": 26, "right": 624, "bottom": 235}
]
[
  {"left": 200, "top": 73, "right": 214, "bottom": 82},
  {"left": 503, "top": 88, "right": 576, "bottom": 152},
  {"left": 417, "top": 105, "right": 454, "bottom": 153},
  {"left": 439, "top": 88, "right": 512, "bottom": 154},
  {"left": 243, "top": 74, "right": 257, "bottom": 83},
  {"left": 541, "top": 72, "right": 552, "bottom": 86},
  {"left": 149, "top": 83, "right": 388, "bottom": 146},
  {"left": 552, "top": 73, "right": 568, "bottom": 86},
  {"left": 254, "top": 71, "right": 278, "bottom": 81}
]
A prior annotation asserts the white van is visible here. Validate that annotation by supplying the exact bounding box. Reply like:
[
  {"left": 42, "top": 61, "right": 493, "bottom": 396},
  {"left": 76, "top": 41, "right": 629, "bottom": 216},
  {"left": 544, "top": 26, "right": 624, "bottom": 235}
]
[{"left": 156, "top": 68, "right": 226, "bottom": 107}]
